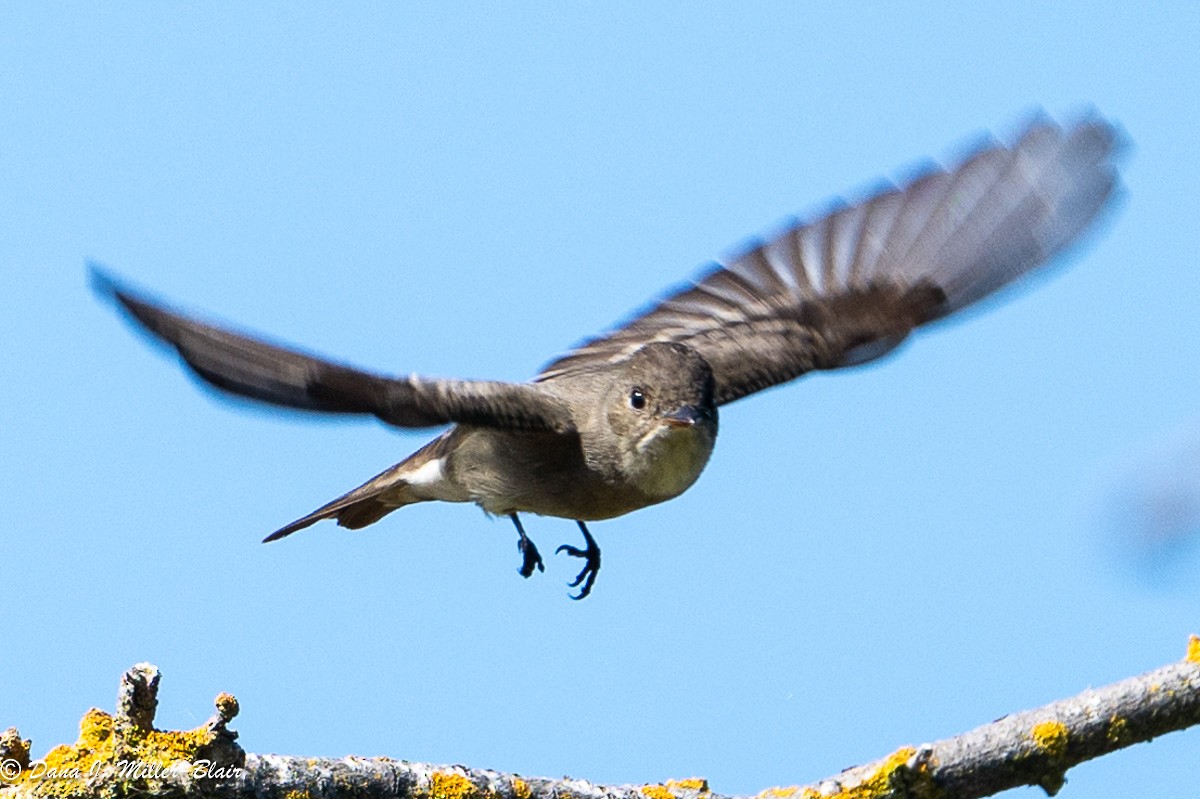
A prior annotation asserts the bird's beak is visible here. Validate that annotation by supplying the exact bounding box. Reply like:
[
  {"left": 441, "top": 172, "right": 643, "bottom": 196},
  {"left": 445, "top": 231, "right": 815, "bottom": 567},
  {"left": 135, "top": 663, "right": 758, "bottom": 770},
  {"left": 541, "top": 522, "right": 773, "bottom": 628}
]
[{"left": 663, "top": 406, "right": 702, "bottom": 428}]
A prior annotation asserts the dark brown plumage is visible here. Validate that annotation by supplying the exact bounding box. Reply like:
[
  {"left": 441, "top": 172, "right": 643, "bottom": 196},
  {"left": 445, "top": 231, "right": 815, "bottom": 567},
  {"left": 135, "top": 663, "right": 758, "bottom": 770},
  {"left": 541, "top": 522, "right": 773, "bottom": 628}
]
[{"left": 95, "top": 114, "right": 1123, "bottom": 598}]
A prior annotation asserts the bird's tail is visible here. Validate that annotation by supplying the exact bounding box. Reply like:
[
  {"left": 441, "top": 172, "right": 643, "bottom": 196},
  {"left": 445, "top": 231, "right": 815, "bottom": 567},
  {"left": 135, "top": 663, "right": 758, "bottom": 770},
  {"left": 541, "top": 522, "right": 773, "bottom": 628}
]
[{"left": 263, "top": 432, "right": 458, "bottom": 542}]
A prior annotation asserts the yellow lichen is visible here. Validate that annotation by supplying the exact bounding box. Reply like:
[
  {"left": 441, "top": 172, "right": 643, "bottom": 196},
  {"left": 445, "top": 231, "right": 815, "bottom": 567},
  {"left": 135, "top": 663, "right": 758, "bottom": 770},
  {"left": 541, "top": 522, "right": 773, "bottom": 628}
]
[
  {"left": 76, "top": 710, "right": 112, "bottom": 751},
  {"left": 758, "top": 786, "right": 800, "bottom": 799},
  {"left": 666, "top": 778, "right": 710, "bottom": 793},
  {"left": 1030, "top": 720, "right": 1069, "bottom": 758},
  {"left": 430, "top": 771, "right": 485, "bottom": 799},
  {"left": 1186, "top": 634, "right": 1200, "bottom": 665},
  {"left": 841, "top": 748, "right": 918, "bottom": 799},
  {"left": 215, "top": 692, "right": 240, "bottom": 718},
  {"left": 30, "top": 709, "right": 116, "bottom": 788},
  {"left": 0, "top": 728, "right": 32, "bottom": 780},
  {"left": 7, "top": 702, "right": 234, "bottom": 797},
  {"left": 766, "top": 747, "right": 930, "bottom": 799},
  {"left": 0, "top": 711, "right": 106, "bottom": 797},
  {"left": 841, "top": 747, "right": 925, "bottom": 798},
  {"left": 642, "top": 785, "right": 676, "bottom": 799},
  {"left": 1105, "top": 715, "right": 1129, "bottom": 745},
  {"left": 513, "top": 777, "right": 532, "bottom": 799}
]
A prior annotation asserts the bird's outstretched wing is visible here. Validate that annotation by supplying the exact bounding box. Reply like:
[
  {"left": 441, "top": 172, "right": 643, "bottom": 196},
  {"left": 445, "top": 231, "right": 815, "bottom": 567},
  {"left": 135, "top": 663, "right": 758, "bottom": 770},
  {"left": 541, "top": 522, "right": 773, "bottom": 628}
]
[
  {"left": 93, "top": 269, "right": 575, "bottom": 434},
  {"left": 537, "top": 115, "right": 1123, "bottom": 405}
]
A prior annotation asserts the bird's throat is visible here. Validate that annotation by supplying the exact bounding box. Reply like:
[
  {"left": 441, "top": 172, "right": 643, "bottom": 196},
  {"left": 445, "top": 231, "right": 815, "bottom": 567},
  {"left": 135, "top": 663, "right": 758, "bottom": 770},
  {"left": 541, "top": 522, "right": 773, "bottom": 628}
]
[{"left": 628, "top": 423, "right": 715, "bottom": 500}]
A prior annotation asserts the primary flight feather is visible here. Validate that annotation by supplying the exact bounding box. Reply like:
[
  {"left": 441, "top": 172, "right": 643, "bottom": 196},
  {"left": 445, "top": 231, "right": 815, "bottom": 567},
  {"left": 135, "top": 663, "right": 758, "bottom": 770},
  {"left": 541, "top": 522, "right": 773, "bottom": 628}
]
[{"left": 96, "top": 113, "right": 1123, "bottom": 598}]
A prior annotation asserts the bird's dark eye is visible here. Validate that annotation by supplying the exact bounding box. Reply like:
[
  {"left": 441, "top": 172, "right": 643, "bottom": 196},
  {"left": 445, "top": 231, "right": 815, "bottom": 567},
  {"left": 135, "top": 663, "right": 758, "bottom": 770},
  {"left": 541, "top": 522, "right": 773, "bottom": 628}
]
[{"left": 629, "top": 387, "right": 646, "bottom": 410}]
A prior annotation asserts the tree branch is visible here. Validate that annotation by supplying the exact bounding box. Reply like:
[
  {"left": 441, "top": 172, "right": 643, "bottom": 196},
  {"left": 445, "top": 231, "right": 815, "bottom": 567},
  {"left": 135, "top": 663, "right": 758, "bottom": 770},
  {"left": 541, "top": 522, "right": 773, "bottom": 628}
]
[{"left": 2, "top": 637, "right": 1198, "bottom": 798}]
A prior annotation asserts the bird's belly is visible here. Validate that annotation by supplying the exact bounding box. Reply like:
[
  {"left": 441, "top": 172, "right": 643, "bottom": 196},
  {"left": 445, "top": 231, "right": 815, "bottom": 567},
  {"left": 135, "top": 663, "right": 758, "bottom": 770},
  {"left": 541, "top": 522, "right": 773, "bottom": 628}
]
[
  {"left": 449, "top": 425, "right": 714, "bottom": 522},
  {"left": 451, "top": 427, "right": 700, "bottom": 520},
  {"left": 449, "top": 428, "right": 618, "bottom": 519}
]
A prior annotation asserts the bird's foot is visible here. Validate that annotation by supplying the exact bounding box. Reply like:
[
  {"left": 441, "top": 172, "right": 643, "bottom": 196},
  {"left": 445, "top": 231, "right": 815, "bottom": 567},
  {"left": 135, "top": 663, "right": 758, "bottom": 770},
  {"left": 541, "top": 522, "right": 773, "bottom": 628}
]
[
  {"left": 510, "top": 513, "right": 544, "bottom": 578},
  {"left": 518, "top": 535, "right": 544, "bottom": 578},
  {"left": 556, "top": 521, "right": 601, "bottom": 600}
]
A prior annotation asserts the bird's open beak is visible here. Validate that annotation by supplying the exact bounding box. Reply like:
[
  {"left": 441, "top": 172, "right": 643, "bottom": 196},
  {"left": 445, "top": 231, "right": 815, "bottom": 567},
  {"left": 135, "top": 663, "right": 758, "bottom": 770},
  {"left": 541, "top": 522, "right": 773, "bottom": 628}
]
[{"left": 663, "top": 406, "right": 702, "bottom": 428}]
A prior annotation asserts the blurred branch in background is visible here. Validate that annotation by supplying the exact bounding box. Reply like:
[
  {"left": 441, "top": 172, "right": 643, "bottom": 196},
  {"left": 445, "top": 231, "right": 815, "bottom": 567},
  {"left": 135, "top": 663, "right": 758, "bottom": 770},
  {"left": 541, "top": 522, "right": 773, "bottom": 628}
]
[
  {"left": 3, "top": 640, "right": 1198, "bottom": 799},
  {"left": 1101, "top": 422, "right": 1200, "bottom": 585}
]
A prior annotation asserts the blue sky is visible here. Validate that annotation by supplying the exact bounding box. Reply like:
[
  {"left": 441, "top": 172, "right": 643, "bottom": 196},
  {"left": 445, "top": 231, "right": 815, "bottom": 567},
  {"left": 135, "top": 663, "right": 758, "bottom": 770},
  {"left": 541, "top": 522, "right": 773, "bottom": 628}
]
[{"left": 3, "top": 3, "right": 1198, "bottom": 797}]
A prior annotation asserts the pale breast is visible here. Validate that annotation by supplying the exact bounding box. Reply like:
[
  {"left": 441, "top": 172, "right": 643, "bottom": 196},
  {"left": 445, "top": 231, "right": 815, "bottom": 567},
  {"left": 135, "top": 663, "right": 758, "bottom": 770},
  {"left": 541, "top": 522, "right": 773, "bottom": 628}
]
[
  {"left": 627, "top": 423, "right": 716, "bottom": 500},
  {"left": 446, "top": 424, "right": 716, "bottom": 521}
]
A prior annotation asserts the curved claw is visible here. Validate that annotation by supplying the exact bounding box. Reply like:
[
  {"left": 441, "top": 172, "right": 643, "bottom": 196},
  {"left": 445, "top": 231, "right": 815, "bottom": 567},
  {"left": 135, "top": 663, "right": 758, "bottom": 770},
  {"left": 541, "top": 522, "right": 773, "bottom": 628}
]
[
  {"left": 555, "top": 522, "right": 601, "bottom": 600},
  {"left": 518, "top": 536, "right": 545, "bottom": 578},
  {"left": 510, "top": 513, "right": 544, "bottom": 578}
]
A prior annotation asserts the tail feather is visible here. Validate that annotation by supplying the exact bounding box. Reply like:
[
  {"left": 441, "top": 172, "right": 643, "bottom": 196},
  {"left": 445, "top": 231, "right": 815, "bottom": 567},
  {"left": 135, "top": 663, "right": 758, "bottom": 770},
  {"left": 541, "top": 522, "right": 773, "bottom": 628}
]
[
  {"left": 262, "top": 461, "right": 417, "bottom": 542},
  {"left": 262, "top": 430, "right": 462, "bottom": 542}
]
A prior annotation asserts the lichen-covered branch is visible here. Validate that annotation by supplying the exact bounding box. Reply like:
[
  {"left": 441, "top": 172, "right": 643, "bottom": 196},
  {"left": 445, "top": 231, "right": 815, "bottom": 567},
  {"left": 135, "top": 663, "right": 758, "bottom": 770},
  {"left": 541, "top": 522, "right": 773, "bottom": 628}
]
[
  {"left": 808, "top": 634, "right": 1200, "bottom": 798},
  {"left": 2, "top": 638, "right": 1198, "bottom": 799}
]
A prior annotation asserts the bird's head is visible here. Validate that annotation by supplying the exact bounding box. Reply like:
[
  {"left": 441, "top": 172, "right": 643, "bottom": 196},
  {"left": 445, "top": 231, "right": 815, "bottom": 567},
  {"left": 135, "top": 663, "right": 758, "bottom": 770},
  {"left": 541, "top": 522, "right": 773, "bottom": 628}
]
[{"left": 601, "top": 342, "right": 718, "bottom": 498}]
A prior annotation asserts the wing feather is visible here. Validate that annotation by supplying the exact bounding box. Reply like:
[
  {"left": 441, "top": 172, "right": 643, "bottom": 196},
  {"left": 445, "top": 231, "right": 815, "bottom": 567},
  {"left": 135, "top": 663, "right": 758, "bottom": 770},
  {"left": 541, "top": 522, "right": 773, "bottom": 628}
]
[
  {"left": 537, "top": 115, "right": 1123, "bottom": 405},
  {"left": 94, "top": 269, "right": 574, "bottom": 434}
]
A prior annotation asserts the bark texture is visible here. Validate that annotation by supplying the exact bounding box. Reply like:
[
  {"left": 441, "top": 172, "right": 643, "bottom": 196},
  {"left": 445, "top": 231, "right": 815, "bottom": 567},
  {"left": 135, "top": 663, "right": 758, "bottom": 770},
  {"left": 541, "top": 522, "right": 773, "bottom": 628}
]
[{"left": 2, "top": 638, "right": 1198, "bottom": 799}]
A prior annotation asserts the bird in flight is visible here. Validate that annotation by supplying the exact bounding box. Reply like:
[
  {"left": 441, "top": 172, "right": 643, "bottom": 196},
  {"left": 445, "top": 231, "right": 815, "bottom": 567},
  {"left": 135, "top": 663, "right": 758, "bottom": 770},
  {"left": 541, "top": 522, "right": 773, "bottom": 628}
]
[{"left": 95, "top": 113, "right": 1122, "bottom": 599}]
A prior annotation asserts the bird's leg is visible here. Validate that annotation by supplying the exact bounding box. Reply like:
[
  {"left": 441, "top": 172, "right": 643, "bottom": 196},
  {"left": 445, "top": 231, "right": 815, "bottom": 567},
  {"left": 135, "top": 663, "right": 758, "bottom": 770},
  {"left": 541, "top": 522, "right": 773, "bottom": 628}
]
[
  {"left": 555, "top": 521, "right": 601, "bottom": 600},
  {"left": 510, "top": 513, "right": 544, "bottom": 578}
]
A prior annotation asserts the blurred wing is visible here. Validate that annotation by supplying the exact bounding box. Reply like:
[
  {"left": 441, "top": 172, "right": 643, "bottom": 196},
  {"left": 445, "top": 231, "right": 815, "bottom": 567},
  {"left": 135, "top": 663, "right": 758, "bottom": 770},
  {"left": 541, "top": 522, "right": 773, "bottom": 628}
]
[
  {"left": 538, "top": 115, "right": 1123, "bottom": 405},
  {"left": 94, "top": 269, "right": 574, "bottom": 434}
]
